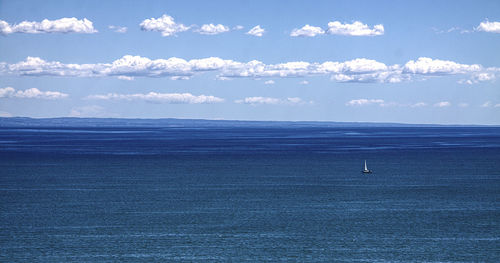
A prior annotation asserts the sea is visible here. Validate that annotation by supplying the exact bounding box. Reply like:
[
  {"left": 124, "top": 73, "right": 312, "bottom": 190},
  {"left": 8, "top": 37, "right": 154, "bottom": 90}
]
[{"left": 0, "top": 119, "right": 499, "bottom": 262}]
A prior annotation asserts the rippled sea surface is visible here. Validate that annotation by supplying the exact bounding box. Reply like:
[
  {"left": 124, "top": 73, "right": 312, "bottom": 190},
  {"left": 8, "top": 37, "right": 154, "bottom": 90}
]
[{"left": 1, "top": 125, "right": 499, "bottom": 262}]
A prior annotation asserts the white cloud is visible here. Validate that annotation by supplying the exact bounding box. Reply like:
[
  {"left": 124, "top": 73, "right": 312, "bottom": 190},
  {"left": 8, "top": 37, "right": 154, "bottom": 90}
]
[
  {"left": 326, "top": 21, "right": 384, "bottom": 36},
  {"left": 188, "top": 57, "right": 240, "bottom": 71},
  {"left": 15, "top": 88, "right": 67, "bottom": 99},
  {"left": 434, "top": 101, "right": 451, "bottom": 107},
  {"left": 103, "top": 55, "right": 189, "bottom": 77},
  {"left": 170, "top": 76, "right": 190, "bottom": 80},
  {"left": 2, "top": 56, "right": 497, "bottom": 84},
  {"left": 299, "top": 80, "right": 309, "bottom": 85},
  {"left": 435, "top": 20, "right": 500, "bottom": 35},
  {"left": 290, "top": 21, "right": 383, "bottom": 37},
  {"left": 219, "top": 60, "right": 311, "bottom": 78},
  {"left": 346, "top": 99, "right": 385, "bottom": 106},
  {"left": 347, "top": 99, "right": 430, "bottom": 107},
  {"left": 264, "top": 80, "right": 275, "bottom": 85},
  {"left": 0, "top": 21, "right": 10, "bottom": 34},
  {"left": 324, "top": 59, "right": 404, "bottom": 83},
  {"left": 218, "top": 58, "right": 392, "bottom": 80},
  {"left": 473, "top": 72, "right": 495, "bottom": 81},
  {"left": 117, "top": 76, "right": 134, "bottom": 81},
  {"left": 481, "top": 101, "right": 492, "bottom": 108},
  {"left": 87, "top": 92, "right": 224, "bottom": 104},
  {"left": 290, "top": 25, "right": 325, "bottom": 37},
  {"left": 476, "top": 20, "right": 500, "bottom": 33},
  {"left": 236, "top": 96, "right": 279, "bottom": 105},
  {"left": 0, "top": 87, "right": 68, "bottom": 99},
  {"left": 246, "top": 25, "right": 265, "bottom": 37},
  {"left": 0, "top": 87, "right": 15, "bottom": 97},
  {"left": 287, "top": 97, "right": 310, "bottom": 105},
  {"left": 331, "top": 71, "right": 407, "bottom": 83},
  {"left": 108, "top": 25, "right": 127, "bottom": 33},
  {"left": 197, "top": 23, "right": 230, "bottom": 35},
  {"left": 403, "top": 57, "right": 481, "bottom": 75},
  {"left": 477, "top": 101, "right": 500, "bottom": 108},
  {"left": 3, "top": 56, "right": 107, "bottom": 77},
  {"left": 235, "top": 96, "right": 307, "bottom": 106},
  {"left": 335, "top": 58, "right": 389, "bottom": 73},
  {"left": 0, "top": 55, "right": 238, "bottom": 79},
  {"left": 233, "top": 25, "right": 244, "bottom": 30},
  {"left": 447, "top": 27, "right": 461, "bottom": 33},
  {"left": 411, "top": 102, "right": 427, "bottom": 107},
  {"left": 140, "top": 14, "right": 190, "bottom": 36},
  {"left": 345, "top": 99, "right": 444, "bottom": 108},
  {"left": 459, "top": 72, "right": 495, "bottom": 84},
  {"left": 0, "top": 17, "right": 97, "bottom": 34}
]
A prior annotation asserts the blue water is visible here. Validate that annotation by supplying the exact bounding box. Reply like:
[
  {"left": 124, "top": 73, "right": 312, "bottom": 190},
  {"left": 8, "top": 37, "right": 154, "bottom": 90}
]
[{"left": 1, "top": 125, "right": 499, "bottom": 262}]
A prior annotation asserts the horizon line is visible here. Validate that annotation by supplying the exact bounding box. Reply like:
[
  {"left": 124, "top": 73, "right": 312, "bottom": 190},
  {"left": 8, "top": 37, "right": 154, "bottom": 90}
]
[{"left": 1, "top": 116, "right": 499, "bottom": 127}]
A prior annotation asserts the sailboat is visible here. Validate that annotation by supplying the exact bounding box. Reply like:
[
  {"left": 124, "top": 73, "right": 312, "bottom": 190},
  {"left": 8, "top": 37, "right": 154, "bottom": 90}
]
[{"left": 362, "top": 160, "right": 372, "bottom": 174}]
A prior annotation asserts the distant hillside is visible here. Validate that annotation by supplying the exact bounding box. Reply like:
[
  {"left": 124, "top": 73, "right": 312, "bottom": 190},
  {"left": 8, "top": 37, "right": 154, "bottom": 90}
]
[{"left": 0, "top": 117, "right": 485, "bottom": 128}]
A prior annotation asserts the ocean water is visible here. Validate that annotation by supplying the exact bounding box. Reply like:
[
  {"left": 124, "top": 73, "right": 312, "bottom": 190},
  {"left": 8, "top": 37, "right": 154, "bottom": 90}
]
[{"left": 0, "top": 125, "right": 499, "bottom": 262}]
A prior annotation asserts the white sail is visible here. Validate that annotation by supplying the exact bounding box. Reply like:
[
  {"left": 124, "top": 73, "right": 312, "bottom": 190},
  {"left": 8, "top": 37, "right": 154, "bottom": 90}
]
[{"left": 364, "top": 160, "right": 367, "bottom": 171}]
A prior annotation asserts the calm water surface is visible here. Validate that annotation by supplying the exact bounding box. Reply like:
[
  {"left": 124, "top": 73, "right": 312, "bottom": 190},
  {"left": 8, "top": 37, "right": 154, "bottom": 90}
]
[{"left": 1, "top": 126, "right": 499, "bottom": 262}]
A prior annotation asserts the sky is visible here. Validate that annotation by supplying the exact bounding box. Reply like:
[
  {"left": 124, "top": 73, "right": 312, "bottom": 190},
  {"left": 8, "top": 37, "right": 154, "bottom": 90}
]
[{"left": 0, "top": 0, "right": 499, "bottom": 124}]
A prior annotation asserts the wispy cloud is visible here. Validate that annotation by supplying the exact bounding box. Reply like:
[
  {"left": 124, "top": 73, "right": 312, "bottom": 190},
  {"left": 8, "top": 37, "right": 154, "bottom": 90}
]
[
  {"left": 458, "top": 103, "right": 469, "bottom": 108},
  {"left": 434, "top": 20, "right": 500, "bottom": 35},
  {"left": 481, "top": 101, "right": 492, "bottom": 108},
  {"left": 246, "top": 25, "right": 265, "bottom": 37},
  {"left": 264, "top": 80, "right": 275, "bottom": 85},
  {"left": 411, "top": 102, "right": 427, "bottom": 107},
  {"left": 87, "top": 92, "right": 224, "bottom": 104},
  {"left": 434, "top": 101, "right": 451, "bottom": 107},
  {"left": 117, "top": 76, "right": 134, "bottom": 81},
  {"left": 235, "top": 96, "right": 308, "bottom": 106},
  {"left": 346, "top": 99, "right": 385, "bottom": 106},
  {"left": 432, "top": 26, "right": 471, "bottom": 34},
  {"left": 347, "top": 99, "right": 432, "bottom": 108},
  {"left": 0, "top": 87, "right": 68, "bottom": 99},
  {"left": 70, "top": 105, "right": 108, "bottom": 117},
  {"left": 479, "top": 101, "right": 500, "bottom": 108},
  {"left": 108, "top": 25, "right": 127, "bottom": 33},
  {"left": 0, "top": 17, "right": 97, "bottom": 34}
]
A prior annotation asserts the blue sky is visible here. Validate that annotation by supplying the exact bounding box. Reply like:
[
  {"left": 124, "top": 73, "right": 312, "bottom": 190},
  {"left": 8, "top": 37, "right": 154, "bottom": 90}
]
[{"left": 0, "top": 0, "right": 499, "bottom": 124}]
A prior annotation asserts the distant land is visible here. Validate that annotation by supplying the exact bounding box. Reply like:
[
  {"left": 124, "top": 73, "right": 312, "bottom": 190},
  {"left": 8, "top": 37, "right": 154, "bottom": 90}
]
[{"left": 0, "top": 117, "right": 496, "bottom": 128}]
